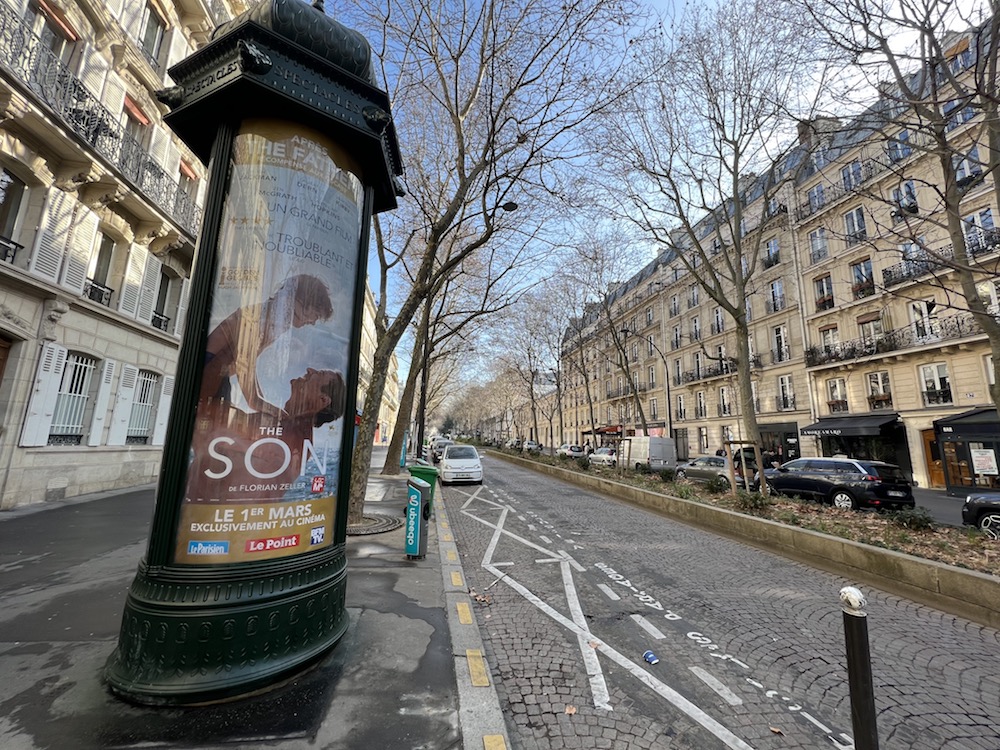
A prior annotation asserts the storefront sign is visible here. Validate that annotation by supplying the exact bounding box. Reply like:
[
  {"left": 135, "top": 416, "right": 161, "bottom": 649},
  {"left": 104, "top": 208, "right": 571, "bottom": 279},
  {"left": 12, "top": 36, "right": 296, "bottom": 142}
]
[
  {"left": 174, "top": 120, "right": 363, "bottom": 564},
  {"left": 971, "top": 448, "right": 998, "bottom": 476}
]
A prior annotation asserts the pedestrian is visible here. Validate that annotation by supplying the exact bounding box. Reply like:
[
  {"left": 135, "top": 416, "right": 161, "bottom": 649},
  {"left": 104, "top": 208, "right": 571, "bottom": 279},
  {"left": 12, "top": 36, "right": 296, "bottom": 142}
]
[{"left": 716, "top": 447, "right": 725, "bottom": 457}]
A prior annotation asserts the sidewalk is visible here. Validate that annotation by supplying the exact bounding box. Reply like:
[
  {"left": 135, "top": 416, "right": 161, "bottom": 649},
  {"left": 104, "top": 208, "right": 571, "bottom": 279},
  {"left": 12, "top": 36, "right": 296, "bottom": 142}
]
[{"left": 0, "top": 448, "right": 509, "bottom": 750}]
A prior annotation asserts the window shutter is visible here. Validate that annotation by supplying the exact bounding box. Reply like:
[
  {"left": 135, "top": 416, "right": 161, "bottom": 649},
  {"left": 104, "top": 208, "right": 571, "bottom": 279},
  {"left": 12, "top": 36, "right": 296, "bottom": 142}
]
[
  {"left": 29, "top": 189, "right": 75, "bottom": 283},
  {"left": 87, "top": 359, "right": 117, "bottom": 446},
  {"left": 105, "top": 0, "right": 125, "bottom": 18},
  {"left": 148, "top": 124, "right": 171, "bottom": 170},
  {"left": 173, "top": 277, "right": 189, "bottom": 336},
  {"left": 167, "top": 28, "right": 190, "bottom": 84},
  {"left": 118, "top": 243, "right": 148, "bottom": 317},
  {"left": 136, "top": 252, "right": 161, "bottom": 324},
  {"left": 20, "top": 342, "right": 68, "bottom": 447},
  {"left": 79, "top": 43, "right": 111, "bottom": 99},
  {"left": 61, "top": 205, "right": 99, "bottom": 294},
  {"left": 107, "top": 363, "right": 139, "bottom": 445},
  {"left": 102, "top": 72, "right": 128, "bottom": 120},
  {"left": 151, "top": 375, "right": 174, "bottom": 445}
]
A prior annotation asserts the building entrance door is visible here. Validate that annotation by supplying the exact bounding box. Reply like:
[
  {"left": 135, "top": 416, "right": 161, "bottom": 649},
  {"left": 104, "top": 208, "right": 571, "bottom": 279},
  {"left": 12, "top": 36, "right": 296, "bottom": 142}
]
[{"left": 921, "top": 428, "right": 945, "bottom": 488}]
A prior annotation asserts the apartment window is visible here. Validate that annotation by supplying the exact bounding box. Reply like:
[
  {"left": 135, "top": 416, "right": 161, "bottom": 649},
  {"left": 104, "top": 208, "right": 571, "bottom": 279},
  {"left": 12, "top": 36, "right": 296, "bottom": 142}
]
[
  {"left": 84, "top": 233, "right": 118, "bottom": 306},
  {"left": 711, "top": 238, "right": 723, "bottom": 256},
  {"left": 25, "top": 0, "right": 77, "bottom": 65},
  {"left": 745, "top": 297, "right": 753, "bottom": 322},
  {"left": 672, "top": 325, "right": 681, "bottom": 349},
  {"left": 814, "top": 275, "right": 834, "bottom": 311},
  {"left": 807, "top": 184, "right": 825, "bottom": 212},
  {"left": 777, "top": 374, "right": 795, "bottom": 410},
  {"left": 944, "top": 98, "right": 976, "bottom": 132},
  {"left": 772, "top": 324, "right": 789, "bottom": 362},
  {"left": 964, "top": 208, "right": 996, "bottom": 253},
  {"left": 696, "top": 391, "right": 706, "bottom": 418},
  {"left": 887, "top": 129, "right": 912, "bottom": 162},
  {"left": 751, "top": 380, "right": 760, "bottom": 412},
  {"left": 694, "top": 352, "right": 703, "bottom": 378},
  {"left": 718, "top": 386, "right": 732, "bottom": 416},
  {"left": 985, "top": 356, "right": 995, "bottom": 386},
  {"left": 645, "top": 306, "right": 653, "bottom": 325},
  {"left": 977, "top": 280, "right": 1000, "bottom": 314},
  {"left": 139, "top": 3, "right": 166, "bottom": 67},
  {"left": 712, "top": 307, "right": 724, "bottom": 334},
  {"left": 764, "top": 238, "right": 780, "bottom": 267},
  {"left": 827, "top": 378, "right": 848, "bottom": 413},
  {"left": 648, "top": 365, "right": 655, "bottom": 387},
  {"left": 858, "top": 314, "right": 884, "bottom": 343},
  {"left": 607, "top": 406, "right": 613, "bottom": 423},
  {"left": 630, "top": 341, "right": 638, "bottom": 362},
  {"left": 689, "top": 284, "right": 700, "bottom": 307},
  {"left": 123, "top": 95, "right": 149, "bottom": 145},
  {"left": 868, "top": 371, "right": 893, "bottom": 409},
  {"left": 647, "top": 335, "right": 654, "bottom": 356},
  {"left": 820, "top": 326, "right": 840, "bottom": 351},
  {"left": 841, "top": 160, "right": 863, "bottom": 190},
  {"left": 908, "top": 301, "right": 940, "bottom": 343},
  {"left": 892, "top": 181, "right": 918, "bottom": 219},
  {"left": 48, "top": 353, "right": 98, "bottom": 445},
  {"left": 920, "top": 363, "right": 952, "bottom": 405},
  {"left": 808, "top": 227, "right": 828, "bottom": 262},
  {"left": 670, "top": 295, "right": 680, "bottom": 316},
  {"left": 767, "top": 279, "right": 785, "bottom": 313},
  {"left": 953, "top": 145, "right": 983, "bottom": 186},
  {"left": 676, "top": 393, "right": 685, "bottom": 419},
  {"left": 690, "top": 316, "right": 701, "bottom": 341},
  {"left": 650, "top": 398, "right": 658, "bottom": 420},
  {"left": 844, "top": 207, "right": 867, "bottom": 246},
  {"left": 850, "top": 258, "right": 874, "bottom": 299},
  {"left": 698, "top": 426, "right": 709, "bottom": 452},
  {"left": 0, "top": 168, "right": 25, "bottom": 252},
  {"left": 673, "top": 358, "right": 681, "bottom": 385}
]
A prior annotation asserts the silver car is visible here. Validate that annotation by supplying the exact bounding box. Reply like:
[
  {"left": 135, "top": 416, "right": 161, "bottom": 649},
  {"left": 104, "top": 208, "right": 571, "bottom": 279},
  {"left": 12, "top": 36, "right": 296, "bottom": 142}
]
[
  {"left": 675, "top": 456, "right": 751, "bottom": 488},
  {"left": 588, "top": 447, "right": 617, "bottom": 467}
]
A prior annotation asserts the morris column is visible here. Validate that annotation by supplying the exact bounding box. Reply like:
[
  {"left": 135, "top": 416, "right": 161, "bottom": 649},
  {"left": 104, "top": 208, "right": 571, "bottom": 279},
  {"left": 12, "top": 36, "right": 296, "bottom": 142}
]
[{"left": 105, "top": 0, "right": 402, "bottom": 704}]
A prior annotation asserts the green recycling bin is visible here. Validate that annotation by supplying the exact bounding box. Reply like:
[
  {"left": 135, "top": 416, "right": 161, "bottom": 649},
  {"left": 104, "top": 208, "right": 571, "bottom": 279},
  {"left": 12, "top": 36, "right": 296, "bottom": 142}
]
[{"left": 407, "top": 464, "right": 439, "bottom": 514}]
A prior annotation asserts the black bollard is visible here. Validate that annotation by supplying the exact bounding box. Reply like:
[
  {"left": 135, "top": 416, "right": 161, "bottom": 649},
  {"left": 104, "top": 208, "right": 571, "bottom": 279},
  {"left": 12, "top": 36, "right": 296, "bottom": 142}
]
[{"left": 840, "top": 586, "right": 880, "bottom": 750}]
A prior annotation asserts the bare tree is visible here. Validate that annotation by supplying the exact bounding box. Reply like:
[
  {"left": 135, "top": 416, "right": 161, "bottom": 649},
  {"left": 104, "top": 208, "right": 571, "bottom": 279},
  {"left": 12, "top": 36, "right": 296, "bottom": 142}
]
[
  {"left": 788, "top": 0, "right": 1000, "bottom": 411},
  {"left": 327, "top": 0, "right": 638, "bottom": 523},
  {"left": 596, "top": 0, "right": 816, "bottom": 479}
]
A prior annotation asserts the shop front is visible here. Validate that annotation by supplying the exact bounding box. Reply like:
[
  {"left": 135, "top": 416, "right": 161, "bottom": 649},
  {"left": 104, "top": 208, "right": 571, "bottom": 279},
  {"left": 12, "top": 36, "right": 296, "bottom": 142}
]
[
  {"left": 800, "top": 413, "right": 912, "bottom": 479},
  {"left": 758, "top": 421, "right": 801, "bottom": 465},
  {"left": 933, "top": 407, "right": 1000, "bottom": 496}
]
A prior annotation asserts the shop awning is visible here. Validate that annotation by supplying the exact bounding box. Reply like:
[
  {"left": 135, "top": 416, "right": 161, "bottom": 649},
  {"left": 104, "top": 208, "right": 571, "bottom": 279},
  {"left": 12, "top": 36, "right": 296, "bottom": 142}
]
[
  {"left": 934, "top": 407, "right": 999, "bottom": 437},
  {"left": 800, "top": 414, "right": 900, "bottom": 437}
]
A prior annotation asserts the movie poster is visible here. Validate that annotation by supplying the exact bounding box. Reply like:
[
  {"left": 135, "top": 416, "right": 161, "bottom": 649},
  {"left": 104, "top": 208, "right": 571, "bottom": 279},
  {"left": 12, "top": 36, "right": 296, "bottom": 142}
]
[{"left": 174, "top": 119, "right": 364, "bottom": 565}]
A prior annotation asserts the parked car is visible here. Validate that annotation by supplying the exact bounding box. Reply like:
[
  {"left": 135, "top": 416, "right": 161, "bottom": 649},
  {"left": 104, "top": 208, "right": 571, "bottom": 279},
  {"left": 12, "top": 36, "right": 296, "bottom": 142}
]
[
  {"left": 962, "top": 492, "right": 1000, "bottom": 539},
  {"left": 588, "top": 447, "right": 617, "bottom": 467},
  {"left": 439, "top": 444, "right": 483, "bottom": 485},
  {"left": 557, "top": 444, "right": 585, "bottom": 458},
  {"left": 675, "top": 456, "right": 751, "bottom": 488},
  {"left": 432, "top": 439, "right": 454, "bottom": 463},
  {"left": 759, "top": 457, "right": 914, "bottom": 510},
  {"left": 522, "top": 440, "right": 541, "bottom": 453}
]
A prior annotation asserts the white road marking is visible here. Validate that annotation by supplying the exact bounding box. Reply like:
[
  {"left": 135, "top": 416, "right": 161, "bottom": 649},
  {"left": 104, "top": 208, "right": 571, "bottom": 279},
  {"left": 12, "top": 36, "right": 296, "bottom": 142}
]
[
  {"left": 562, "top": 560, "right": 612, "bottom": 711},
  {"left": 800, "top": 712, "right": 832, "bottom": 734},
  {"left": 558, "top": 551, "right": 585, "bottom": 571},
  {"left": 539, "top": 535, "right": 552, "bottom": 543},
  {"left": 631, "top": 614, "right": 666, "bottom": 640},
  {"left": 689, "top": 667, "right": 743, "bottom": 706},
  {"left": 492, "top": 562, "right": 514, "bottom": 567},
  {"left": 597, "top": 584, "right": 621, "bottom": 601}
]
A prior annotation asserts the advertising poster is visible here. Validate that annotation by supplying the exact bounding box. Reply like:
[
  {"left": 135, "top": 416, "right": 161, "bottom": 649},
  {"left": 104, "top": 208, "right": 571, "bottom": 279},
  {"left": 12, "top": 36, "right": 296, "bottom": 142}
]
[{"left": 174, "top": 119, "right": 364, "bottom": 565}]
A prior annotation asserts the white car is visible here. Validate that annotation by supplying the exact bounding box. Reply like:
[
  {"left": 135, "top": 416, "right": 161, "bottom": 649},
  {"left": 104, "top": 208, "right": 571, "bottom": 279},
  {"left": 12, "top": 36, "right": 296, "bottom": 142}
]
[
  {"left": 588, "top": 447, "right": 617, "bottom": 467},
  {"left": 439, "top": 444, "right": 483, "bottom": 485},
  {"left": 557, "top": 444, "right": 585, "bottom": 458}
]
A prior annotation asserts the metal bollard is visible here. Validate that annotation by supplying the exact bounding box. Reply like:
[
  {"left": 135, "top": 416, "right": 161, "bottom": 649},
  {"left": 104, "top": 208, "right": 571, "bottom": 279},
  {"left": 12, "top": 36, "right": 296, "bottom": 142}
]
[{"left": 840, "top": 586, "right": 879, "bottom": 750}]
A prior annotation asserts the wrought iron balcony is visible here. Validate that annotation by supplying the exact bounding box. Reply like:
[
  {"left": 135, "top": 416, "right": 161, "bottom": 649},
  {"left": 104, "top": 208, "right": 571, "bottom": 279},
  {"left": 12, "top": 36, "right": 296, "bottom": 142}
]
[
  {"left": 882, "top": 230, "right": 1000, "bottom": 288},
  {"left": 845, "top": 230, "right": 868, "bottom": 248},
  {"left": 669, "top": 305, "right": 680, "bottom": 317},
  {"left": 777, "top": 395, "right": 796, "bottom": 411},
  {"left": 827, "top": 399, "right": 849, "bottom": 413},
  {"left": 763, "top": 252, "right": 781, "bottom": 269},
  {"left": 770, "top": 347, "right": 791, "bottom": 364},
  {"left": 805, "top": 312, "right": 984, "bottom": 367},
  {"left": 718, "top": 403, "right": 732, "bottom": 416},
  {"left": 765, "top": 295, "right": 786, "bottom": 313},
  {"left": 809, "top": 247, "right": 829, "bottom": 265},
  {"left": 851, "top": 280, "right": 875, "bottom": 299},
  {"left": 710, "top": 321, "right": 725, "bottom": 335},
  {"left": 0, "top": 234, "right": 22, "bottom": 263},
  {"left": 868, "top": 393, "right": 893, "bottom": 410},
  {"left": 151, "top": 311, "right": 171, "bottom": 332},
  {"left": 84, "top": 278, "right": 113, "bottom": 306},
  {"left": 695, "top": 406, "right": 707, "bottom": 419},
  {"left": 675, "top": 408, "right": 687, "bottom": 420},
  {"left": 922, "top": 388, "right": 953, "bottom": 406},
  {"left": 795, "top": 155, "right": 893, "bottom": 221},
  {"left": 0, "top": 4, "right": 200, "bottom": 237},
  {"left": 687, "top": 297, "right": 699, "bottom": 309},
  {"left": 815, "top": 295, "right": 834, "bottom": 312}
]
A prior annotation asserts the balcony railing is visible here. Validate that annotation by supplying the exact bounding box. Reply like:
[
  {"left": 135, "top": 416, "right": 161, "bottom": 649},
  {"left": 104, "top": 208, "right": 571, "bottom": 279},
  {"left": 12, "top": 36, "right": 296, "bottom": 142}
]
[
  {"left": 690, "top": 330, "right": 701, "bottom": 342},
  {"left": 868, "top": 393, "right": 893, "bottom": 410},
  {"left": 688, "top": 297, "right": 699, "bottom": 309},
  {"left": 845, "top": 230, "right": 868, "bottom": 248},
  {"left": 84, "top": 278, "right": 113, "bottom": 306},
  {"left": 669, "top": 305, "right": 680, "bottom": 317},
  {"left": 827, "top": 399, "right": 849, "bottom": 413},
  {"left": 675, "top": 409, "right": 687, "bottom": 420},
  {"left": 718, "top": 404, "right": 732, "bottom": 416},
  {"left": 680, "top": 359, "right": 735, "bottom": 384},
  {"left": 763, "top": 252, "right": 781, "bottom": 269},
  {"left": 711, "top": 321, "right": 725, "bottom": 335},
  {"left": 695, "top": 406, "right": 707, "bottom": 419},
  {"left": 151, "top": 311, "right": 171, "bottom": 332},
  {"left": 777, "top": 395, "right": 796, "bottom": 411},
  {"left": 0, "top": 234, "right": 22, "bottom": 263},
  {"left": 795, "top": 154, "right": 896, "bottom": 221},
  {"left": 922, "top": 388, "right": 953, "bottom": 406},
  {"left": 765, "top": 295, "right": 786, "bottom": 313},
  {"left": 882, "top": 229, "right": 1000, "bottom": 288},
  {"left": 851, "top": 280, "right": 875, "bottom": 299},
  {"left": 815, "top": 295, "right": 835, "bottom": 312},
  {"left": 770, "top": 347, "right": 791, "bottom": 364},
  {"left": 0, "top": 3, "right": 200, "bottom": 236},
  {"left": 805, "top": 312, "right": 985, "bottom": 367}
]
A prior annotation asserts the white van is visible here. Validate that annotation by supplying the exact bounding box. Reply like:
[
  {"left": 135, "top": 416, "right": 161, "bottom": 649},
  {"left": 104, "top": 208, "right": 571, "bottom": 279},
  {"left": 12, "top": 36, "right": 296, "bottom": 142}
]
[{"left": 619, "top": 436, "right": 677, "bottom": 471}]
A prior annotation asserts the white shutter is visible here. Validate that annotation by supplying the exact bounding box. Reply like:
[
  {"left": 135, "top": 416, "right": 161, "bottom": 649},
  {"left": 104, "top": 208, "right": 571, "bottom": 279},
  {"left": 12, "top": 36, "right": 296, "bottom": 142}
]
[
  {"left": 61, "top": 205, "right": 100, "bottom": 294},
  {"left": 79, "top": 44, "right": 111, "bottom": 99},
  {"left": 151, "top": 375, "right": 174, "bottom": 445},
  {"left": 118, "top": 243, "right": 147, "bottom": 317},
  {"left": 19, "top": 342, "right": 68, "bottom": 447},
  {"left": 148, "top": 125, "right": 170, "bottom": 169},
  {"left": 105, "top": 0, "right": 125, "bottom": 18},
  {"left": 166, "top": 28, "right": 190, "bottom": 83},
  {"left": 163, "top": 142, "right": 181, "bottom": 180},
  {"left": 136, "top": 252, "right": 161, "bottom": 324},
  {"left": 87, "top": 359, "right": 117, "bottom": 446},
  {"left": 173, "top": 277, "right": 189, "bottom": 336},
  {"left": 119, "top": 0, "right": 145, "bottom": 38},
  {"left": 103, "top": 72, "right": 128, "bottom": 120},
  {"left": 107, "top": 363, "right": 139, "bottom": 446},
  {"left": 29, "top": 189, "right": 75, "bottom": 283}
]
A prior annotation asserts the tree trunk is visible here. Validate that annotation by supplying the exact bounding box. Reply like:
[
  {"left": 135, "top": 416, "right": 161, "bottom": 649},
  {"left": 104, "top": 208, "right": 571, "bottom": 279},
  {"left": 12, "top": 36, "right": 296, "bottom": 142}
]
[{"left": 380, "top": 329, "right": 424, "bottom": 476}]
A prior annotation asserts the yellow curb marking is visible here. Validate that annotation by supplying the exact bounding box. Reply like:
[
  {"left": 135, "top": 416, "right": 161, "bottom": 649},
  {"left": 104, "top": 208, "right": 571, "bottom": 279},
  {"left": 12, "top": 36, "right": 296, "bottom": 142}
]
[
  {"left": 442, "top": 533, "right": 454, "bottom": 542},
  {"left": 456, "top": 601, "right": 473, "bottom": 624},
  {"left": 483, "top": 736, "right": 506, "bottom": 750},
  {"left": 440, "top": 520, "right": 449, "bottom": 529},
  {"left": 467, "top": 649, "right": 490, "bottom": 686},
  {"left": 446, "top": 550, "right": 457, "bottom": 562},
  {"left": 451, "top": 571, "right": 464, "bottom": 587}
]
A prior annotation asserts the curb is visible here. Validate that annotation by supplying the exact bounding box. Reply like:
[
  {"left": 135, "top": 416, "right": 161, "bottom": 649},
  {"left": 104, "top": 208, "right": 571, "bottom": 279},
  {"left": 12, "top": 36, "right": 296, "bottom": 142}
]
[
  {"left": 489, "top": 451, "right": 1000, "bottom": 630},
  {"left": 434, "top": 486, "right": 512, "bottom": 750}
]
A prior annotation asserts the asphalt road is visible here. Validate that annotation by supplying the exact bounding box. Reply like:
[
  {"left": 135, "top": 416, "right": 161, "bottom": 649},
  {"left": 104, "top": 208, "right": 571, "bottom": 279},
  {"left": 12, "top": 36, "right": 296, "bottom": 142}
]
[{"left": 442, "top": 455, "right": 1000, "bottom": 750}]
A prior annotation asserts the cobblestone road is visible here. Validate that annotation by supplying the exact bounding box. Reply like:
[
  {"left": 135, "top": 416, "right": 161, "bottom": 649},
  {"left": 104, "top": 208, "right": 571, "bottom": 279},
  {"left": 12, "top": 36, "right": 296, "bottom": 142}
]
[{"left": 440, "top": 457, "right": 1000, "bottom": 750}]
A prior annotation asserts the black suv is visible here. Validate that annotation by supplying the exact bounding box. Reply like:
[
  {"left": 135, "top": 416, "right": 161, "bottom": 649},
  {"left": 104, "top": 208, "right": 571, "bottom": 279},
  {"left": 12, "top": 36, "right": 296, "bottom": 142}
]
[
  {"left": 760, "top": 457, "right": 914, "bottom": 511},
  {"left": 962, "top": 493, "right": 1000, "bottom": 539}
]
